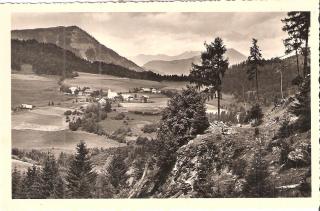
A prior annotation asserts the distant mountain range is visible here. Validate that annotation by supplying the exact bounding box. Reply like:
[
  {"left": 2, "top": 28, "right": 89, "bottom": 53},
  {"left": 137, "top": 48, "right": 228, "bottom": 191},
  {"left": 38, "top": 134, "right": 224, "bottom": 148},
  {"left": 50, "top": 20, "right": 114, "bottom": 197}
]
[
  {"left": 141, "top": 49, "right": 247, "bottom": 75},
  {"left": 12, "top": 26, "right": 144, "bottom": 72}
]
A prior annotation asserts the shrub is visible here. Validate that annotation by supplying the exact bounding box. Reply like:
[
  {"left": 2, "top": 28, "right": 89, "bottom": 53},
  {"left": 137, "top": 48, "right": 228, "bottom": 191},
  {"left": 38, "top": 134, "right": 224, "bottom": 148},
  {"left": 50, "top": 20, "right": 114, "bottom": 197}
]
[
  {"left": 231, "top": 159, "right": 247, "bottom": 178},
  {"left": 243, "top": 152, "right": 274, "bottom": 197},
  {"left": 142, "top": 123, "right": 158, "bottom": 133},
  {"left": 114, "top": 112, "right": 125, "bottom": 120},
  {"left": 244, "top": 104, "right": 264, "bottom": 125},
  {"left": 104, "top": 101, "right": 112, "bottom": 113},
  {"left": 64, "top": 110, "right": 72, "bottom": 116},
  {"left": 69, "top": 118, "right": 81, "bottom": 131}
]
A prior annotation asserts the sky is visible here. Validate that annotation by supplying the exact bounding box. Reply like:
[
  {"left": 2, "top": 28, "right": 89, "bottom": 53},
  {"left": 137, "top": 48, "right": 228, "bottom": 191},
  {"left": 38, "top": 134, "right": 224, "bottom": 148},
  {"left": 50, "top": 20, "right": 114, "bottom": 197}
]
[{"left": 11, "top": 12, "right": 288, "bottom": 59}]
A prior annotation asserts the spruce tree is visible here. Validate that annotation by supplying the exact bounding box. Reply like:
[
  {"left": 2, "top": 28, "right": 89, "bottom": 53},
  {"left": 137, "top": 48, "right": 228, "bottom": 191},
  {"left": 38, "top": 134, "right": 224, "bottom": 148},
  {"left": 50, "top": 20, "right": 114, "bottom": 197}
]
[
  {"left": 282, "top": 12, "right": 310, "bottom": 77},
  {"left": 53, "top": 175, "right": 65, "bottom": 198},
  {"left": 247, "top": 38, "right": 263, "bottom": 100},
  {"left": 22, "top": 165, "right": 43, "bottom": 198},
  {"left": 289, "top": 74, "right": 310, "bottom": 131},
  {"left": 12, "top": 167, "right": 21, "bottom": 199},
  {"left": 40, "top": 152, "right": 59, "bottom": 198},
  {"left": 66, "top": 141, "right": 96, "bottom": 198},
  {"left": 190, "top": 37, "right": 229, "bottom": 120}
]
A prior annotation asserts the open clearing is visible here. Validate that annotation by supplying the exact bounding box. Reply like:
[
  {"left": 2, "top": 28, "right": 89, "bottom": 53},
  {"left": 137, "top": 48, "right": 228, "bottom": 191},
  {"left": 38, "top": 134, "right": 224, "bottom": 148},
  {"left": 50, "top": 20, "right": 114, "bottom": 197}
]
[
  {"left": 12, "top": 106, "right": 69, "bottom": 131},
  {"left": 11, "top": 73, "right": 73, "bottom": 108},
  {"left": 12, "top": 129, "right": 124, "bottom": 153}
]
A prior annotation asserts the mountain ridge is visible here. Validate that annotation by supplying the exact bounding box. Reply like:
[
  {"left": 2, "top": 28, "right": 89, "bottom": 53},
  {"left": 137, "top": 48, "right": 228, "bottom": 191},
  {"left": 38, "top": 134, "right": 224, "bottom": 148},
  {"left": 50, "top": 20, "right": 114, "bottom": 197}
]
[
  {"left": 11, "top": 25, "right": 145, "bottom": 72},
  {"left": 142, "top": 49, "right": 247, "bottom": 75}
]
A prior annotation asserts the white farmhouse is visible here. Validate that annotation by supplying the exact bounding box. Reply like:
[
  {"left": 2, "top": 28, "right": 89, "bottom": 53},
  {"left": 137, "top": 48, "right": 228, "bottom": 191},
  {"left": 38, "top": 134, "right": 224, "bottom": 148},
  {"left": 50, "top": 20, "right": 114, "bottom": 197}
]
[
  {"left": 107, "top": 89, "right": 118, "bottom": 99},
  {"left": 121, "top": 93, "right": 134, "bottom": 101},
  {"left": 141, "top": 88, "right": 151, "bottom": 93},
  {"left": 98, "top": 98, "right": 107, "bottom": 106},
  {"left": 20, "top": 104, "right": 33, "bottom": 109},
  {"left": 69, "top": 86, "right": 79, "bottom": 95}
]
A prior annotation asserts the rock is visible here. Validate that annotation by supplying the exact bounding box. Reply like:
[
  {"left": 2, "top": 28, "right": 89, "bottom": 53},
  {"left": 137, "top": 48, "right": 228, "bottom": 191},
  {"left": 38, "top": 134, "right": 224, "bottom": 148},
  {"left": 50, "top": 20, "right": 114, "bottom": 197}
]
[{"left": 287, "top": 149, "right": 309, "bottom": 166}]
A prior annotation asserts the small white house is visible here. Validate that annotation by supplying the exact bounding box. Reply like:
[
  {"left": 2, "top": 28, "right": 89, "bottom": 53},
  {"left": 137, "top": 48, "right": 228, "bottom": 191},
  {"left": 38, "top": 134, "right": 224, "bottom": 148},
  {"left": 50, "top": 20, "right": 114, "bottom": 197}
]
[
  {"left": 141, "top": 88, "right": 151, "bottom": 93},
  {"left": 84, "top": 88, "right": 93, "bottom": 96},
  {"left": 98, "top": 98, "right": 107, "bottom": 106},
  {"left": 21, "top": 104, "right": 33, "bottom": 109},
  {"left": 121, "top": 93, "right": 134, "bottom": 101},
  {"left": 107, "top": 89, "right": 118, "bottom": 99},
  {"left": 69, "top": 86, "right": 79, "bottom": 95}
]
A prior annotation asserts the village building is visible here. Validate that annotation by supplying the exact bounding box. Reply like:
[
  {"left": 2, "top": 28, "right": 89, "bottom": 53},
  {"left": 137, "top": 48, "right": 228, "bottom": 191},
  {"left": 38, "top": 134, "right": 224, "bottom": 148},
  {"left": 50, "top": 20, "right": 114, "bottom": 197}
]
[
  {"left": 84, "top": 88, "right": 93, "bottom": 96},
  {"left": 69, "top": 86, "right": 79, "bottom": 95},
  {"left": 141, "top": 87, "right": 151, "bottom": 93},
  {"left": 20, "top": 104, "right": 33, "bottom": 109},
  {"left": 107, "top": 89, "right": 118, "bottom": 99},
  {"left": 98, "top": 98, "right": 107, "bottom": 106},
  {"left": 121, "top": 93, "right": 134, "bottom": 102},
  {"left": 141, "top": 95, "right": 149, "bottom": 103}
]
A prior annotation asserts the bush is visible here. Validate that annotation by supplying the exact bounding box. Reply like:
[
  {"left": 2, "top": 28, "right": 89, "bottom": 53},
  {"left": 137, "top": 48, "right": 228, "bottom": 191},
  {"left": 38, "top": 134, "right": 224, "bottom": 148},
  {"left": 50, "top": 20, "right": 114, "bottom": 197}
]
[
  {"left": 231, "top": 159, "right": 247, "bottom": 178},
  {"left": 64, "top": 110, "right": 72, "bottom": 116},
  {"left": 104, "top": 101, "right": 112, "bottom": 113},
  {"left": 110, "top": 126, "right": 132, "bottom": 142},
  {"left": 141, "top": 123, "right": 158, "bottom": 133},
  {"left": 244, "top": 104, "right": 264, "bottom": 125},
  {"left": 114, "top": 112, "right": 125, "bottom": 120},
  {"left": 69, "top": 118, "right": 81, "bottom": 131}
]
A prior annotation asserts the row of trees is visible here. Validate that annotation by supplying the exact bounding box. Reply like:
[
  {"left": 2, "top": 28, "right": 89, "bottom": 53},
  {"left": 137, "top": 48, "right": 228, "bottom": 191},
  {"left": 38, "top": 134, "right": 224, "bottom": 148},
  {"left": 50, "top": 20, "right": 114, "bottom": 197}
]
[
  {"left": 12, "top": 142, "right": 97, "bottom": 199},
  {"left": 189, "top": 11, "right": 310, "bottom": 122}
]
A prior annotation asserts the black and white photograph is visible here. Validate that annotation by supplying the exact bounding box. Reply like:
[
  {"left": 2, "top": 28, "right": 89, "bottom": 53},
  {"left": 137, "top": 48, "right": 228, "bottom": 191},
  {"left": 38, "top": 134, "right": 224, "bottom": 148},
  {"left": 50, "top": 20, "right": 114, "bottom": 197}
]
[{"left": 10, "top": 11, "right": 312, "bottom": 199}]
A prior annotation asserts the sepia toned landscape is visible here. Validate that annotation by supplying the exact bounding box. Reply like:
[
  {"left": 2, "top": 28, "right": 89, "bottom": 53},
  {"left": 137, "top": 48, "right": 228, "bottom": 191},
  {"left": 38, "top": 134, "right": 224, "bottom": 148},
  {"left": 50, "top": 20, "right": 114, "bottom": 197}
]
[{"left": 11, "top": 12, "right": 311, "bottom": 198}]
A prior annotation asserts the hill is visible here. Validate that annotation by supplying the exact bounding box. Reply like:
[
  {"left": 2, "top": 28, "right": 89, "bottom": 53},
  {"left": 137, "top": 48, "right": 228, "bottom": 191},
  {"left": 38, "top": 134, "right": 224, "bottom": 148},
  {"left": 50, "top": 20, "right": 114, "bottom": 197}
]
[
  {"left": 11, "top": 39, "right": 163, "bottom": 81},
  {"left": 142, "top": 49, "right": 246, "bottom": 75},
  {"left": 131, "top": 51, "right": 201, "bottom": 66},
  {"left": 11, "top": 25, "right": 144, "bottom": 72},
  {"left": 143, "top": 56, "right": 200, "bottom": 75},
  {"left": 222, "top": 55, "right": 303, "bottom": 105}
]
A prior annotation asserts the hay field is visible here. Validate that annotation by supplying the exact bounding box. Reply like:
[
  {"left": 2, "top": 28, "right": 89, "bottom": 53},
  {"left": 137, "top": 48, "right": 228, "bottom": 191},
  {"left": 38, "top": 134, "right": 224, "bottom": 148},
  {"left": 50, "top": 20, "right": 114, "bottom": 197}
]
[
  {"left": 11, "top": 73, "right": 72, "bottom": 108},
  {"left": 12, "top": 129, "right": 124, "bottom": 153}
]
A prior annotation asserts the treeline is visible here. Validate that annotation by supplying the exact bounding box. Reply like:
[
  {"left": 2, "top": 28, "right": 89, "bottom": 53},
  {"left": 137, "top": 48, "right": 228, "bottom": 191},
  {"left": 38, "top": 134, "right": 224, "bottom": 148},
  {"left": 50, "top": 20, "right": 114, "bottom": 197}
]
[
  {"left": 11, "top": 39, "right": 188, "bottom": 82},
  {"left": 222, "top": 56, "right": 302, "bottom": 105}
]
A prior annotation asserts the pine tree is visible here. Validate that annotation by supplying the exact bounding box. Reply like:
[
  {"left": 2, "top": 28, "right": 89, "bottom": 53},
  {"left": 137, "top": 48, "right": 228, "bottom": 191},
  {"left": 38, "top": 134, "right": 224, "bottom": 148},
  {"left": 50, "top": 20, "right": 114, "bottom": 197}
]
[
  {"left": 66, "top": 141, "right": 97, "bottom": 198},
  {"left": 190, "top": 37, "right": 229, "bottom": 119},
  {"left": 40, "top": 152, "right": 59, "bottom": 198},
  {"left": 247, "top": 38, "right": 263, "bottom": 100},
  {"left": 12, "top": 167, "right": 21, "bottom": 199},
  {"left": 289, "top": 74, "right": 310, "bottom": 131},
  {"left": 282, "top": 12, "right": 310, "bottom": 77},
  {"left": 22, "top": 165, "right": 43, "bottom": 198},
  {"left": 52, "top": 175, "right": 65, "bottom": 198}
]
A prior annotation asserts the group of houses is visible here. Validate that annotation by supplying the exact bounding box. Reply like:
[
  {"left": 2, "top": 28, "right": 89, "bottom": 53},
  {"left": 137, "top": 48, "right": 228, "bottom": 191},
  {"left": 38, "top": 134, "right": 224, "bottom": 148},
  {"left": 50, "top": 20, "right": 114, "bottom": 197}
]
[{"left": 62, "top": 84, "right": 163, "bottom": 104}]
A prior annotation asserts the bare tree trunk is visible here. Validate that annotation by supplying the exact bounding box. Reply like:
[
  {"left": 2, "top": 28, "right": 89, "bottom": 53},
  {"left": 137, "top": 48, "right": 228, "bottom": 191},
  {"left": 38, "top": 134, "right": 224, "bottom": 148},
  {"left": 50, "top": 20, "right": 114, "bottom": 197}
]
[
  {"left": 295, "top": 49, "right": 300, "bottom": 76},
  {"left": 217, "top": 90, "right": 221, "bottom": 120},
  {"left": 303, "top": 36, "right": 309, "bottom": 77},
  {"left": 255, "top": 69, "right": 259, "bottom": 101}
]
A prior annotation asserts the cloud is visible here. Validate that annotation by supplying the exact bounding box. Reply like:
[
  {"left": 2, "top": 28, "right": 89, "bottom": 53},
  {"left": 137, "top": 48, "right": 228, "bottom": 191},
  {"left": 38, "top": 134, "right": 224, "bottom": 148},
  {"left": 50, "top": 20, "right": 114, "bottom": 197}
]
[{"left": 11, "top": 12, "right": 288, "bottom": 59}]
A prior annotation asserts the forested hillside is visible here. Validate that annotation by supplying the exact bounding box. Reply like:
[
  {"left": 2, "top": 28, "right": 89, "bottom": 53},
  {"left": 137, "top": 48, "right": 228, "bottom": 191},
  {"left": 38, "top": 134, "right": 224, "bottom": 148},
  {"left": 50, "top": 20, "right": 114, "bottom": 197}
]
[
  {"left": 11, "top": 39, "right": 184, "bottom": 81},
  {"left": 222, "top": 56, "right": 303, "bottom": 105}
]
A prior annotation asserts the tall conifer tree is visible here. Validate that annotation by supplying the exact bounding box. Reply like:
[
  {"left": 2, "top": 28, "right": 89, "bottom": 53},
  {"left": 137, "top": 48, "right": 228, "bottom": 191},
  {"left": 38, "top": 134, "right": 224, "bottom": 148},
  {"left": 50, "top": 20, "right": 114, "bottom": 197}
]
[
  {"left": 66, "top": 141, "right": 96, "bottom": 198},
  {"left": 190, "top": 37, "right": 229, "bottom": 119},
  {"left": 247, "top": 38, "right": 263, "bottom": 100}
]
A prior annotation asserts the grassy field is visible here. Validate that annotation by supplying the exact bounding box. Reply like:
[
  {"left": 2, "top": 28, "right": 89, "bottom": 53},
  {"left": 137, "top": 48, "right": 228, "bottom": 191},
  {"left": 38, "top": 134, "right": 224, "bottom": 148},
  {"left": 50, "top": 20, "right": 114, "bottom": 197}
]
[
  {"left": 64, "top": 72, "right": 189, "bottom": 93},
  {"left": 12, "top": 129, "right": 124, "bottom": 153},
  {"left": 12, "top": 106, "right": 69, "bottom": 131},
  {"left": 11, "top": 73, "right": 73, "bottom": 108}
]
